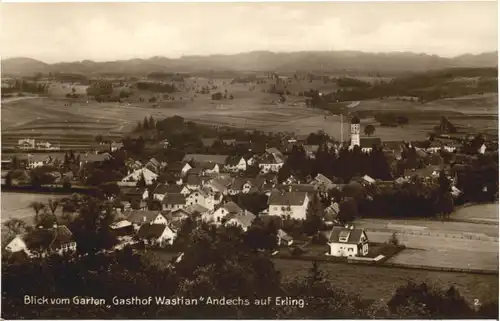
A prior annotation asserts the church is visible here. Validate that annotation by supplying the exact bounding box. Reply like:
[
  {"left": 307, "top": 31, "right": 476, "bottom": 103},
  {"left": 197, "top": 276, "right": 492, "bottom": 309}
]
[{"left": 349, "top": 115, "right": 382, "bottom": 153}]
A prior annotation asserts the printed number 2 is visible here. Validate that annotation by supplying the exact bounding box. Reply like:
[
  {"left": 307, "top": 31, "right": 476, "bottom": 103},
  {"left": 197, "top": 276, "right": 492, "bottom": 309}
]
[{"left": 474, "top": 299, "right": 481, "bottom": 306}]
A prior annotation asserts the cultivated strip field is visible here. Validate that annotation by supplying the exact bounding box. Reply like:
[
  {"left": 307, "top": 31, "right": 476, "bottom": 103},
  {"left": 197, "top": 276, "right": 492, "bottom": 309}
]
[{"left": 1, "top": 192, "right": 68, "bottom": 223}]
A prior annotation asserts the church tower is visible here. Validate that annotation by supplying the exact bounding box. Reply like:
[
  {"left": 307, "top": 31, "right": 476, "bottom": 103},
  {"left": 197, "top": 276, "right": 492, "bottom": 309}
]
[{"left": 350, "top": 115, "right": 360, "bottom": 147}]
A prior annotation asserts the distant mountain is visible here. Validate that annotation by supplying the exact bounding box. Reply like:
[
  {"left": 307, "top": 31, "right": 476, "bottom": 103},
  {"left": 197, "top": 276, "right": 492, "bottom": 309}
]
[
  {"left": 1, "top": 57, "right": 50, "bottom": 76},
  {"left": 1, "top": 51, "right": 498, "bottom": 77}
]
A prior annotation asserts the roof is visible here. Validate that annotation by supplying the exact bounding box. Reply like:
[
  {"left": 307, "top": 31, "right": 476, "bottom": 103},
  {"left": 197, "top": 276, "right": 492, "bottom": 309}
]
[
  {"left": 183, "top": 154, "right": 228, "bottom": 165},
  {"left": 225, "top": 210, "right": 256, "bottom": 229},
  {"left": 153, "top": 184, "right": 172, "bottom": 195},
  {"left": 226, "top": 155, "right": 244, "bottom": 166},
  {"left": 187, "top": 167, "right": 203, "bottom": 175},
  {"left": 360, "top": 137, "right": 382, "bottom": 148},
  {"left": 125, "top": 210, "right": 161, "bottom": 224},
  {"left": 324, "top": 226, "right": 366, "bottom": 244},
  {"left": 362, "top": 175, "right": 376, "bottom": 184},
  {"left": 303, "top": 145, "right": 319, "bottom": 153},
  {"left": 222, "top": 201, "right": 244, "bottom": 214},
  {"left": 230, "top": 177, "right": 248, "bottom": 190},
  {"left": 23, "top": 225, "right": 73, "bottom": 251},
  {"left": 185, "top": 203, "right": 210, "bottom": 215},
  {"left": 351, "top": 115, "right": 360, "bottom": 124},
  {"left": 162, "top": 193, "right": 186, "bottom": 205},
  {"left": 268, "top": 191, "right": 308, "bottom": 206},
  {"left": 194, "top": 161, "right": 219, "bottom": 170},
  {"left": 167, "top": 162, "right": 188, "bottom": 172},
  {"left": 265, "top": 147, "right": 283, "bottom": 156},
  {"left": 186, "top": 175, "right": 202, "bottom": 186},
  {"left": 148, "top": 158, "right": 160, "bottom": 167},
  {"left": 277, "top": 229, "right": 293, "bottom": 241},
  {"left": 136, "top": 224, "right": 168, "bottom": 239},
  {"left": 314, "top": 173, "right": 333, "bottom": 185},
  {"left": 276, "top": 184, "right": 317, "bottom": 193}
]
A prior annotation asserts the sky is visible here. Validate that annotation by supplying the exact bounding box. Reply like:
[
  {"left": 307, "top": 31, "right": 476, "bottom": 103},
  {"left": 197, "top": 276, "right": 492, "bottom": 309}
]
[{"left": 1, "top": 2, "right": 498, "bottom": 63}]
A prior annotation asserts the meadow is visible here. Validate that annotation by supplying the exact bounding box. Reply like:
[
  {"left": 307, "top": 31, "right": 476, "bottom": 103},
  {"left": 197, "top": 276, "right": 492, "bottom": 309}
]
[
  {"left": 1, "top": 192, "right": 68, "bottom": 223},
  {"left": 2, "top": 77, "right": 498, "bottom": 150}
]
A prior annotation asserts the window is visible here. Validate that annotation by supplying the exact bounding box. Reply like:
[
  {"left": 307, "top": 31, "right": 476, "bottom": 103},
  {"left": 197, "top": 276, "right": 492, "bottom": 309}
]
[{"left": 348, "top": 248, "right": 353, "bottom": 252}]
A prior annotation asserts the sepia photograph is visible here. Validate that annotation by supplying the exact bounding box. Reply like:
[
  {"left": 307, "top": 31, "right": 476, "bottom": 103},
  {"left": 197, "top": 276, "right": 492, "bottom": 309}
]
[{"left": 0, "top": 1, "right": 498, "bottom": 319}]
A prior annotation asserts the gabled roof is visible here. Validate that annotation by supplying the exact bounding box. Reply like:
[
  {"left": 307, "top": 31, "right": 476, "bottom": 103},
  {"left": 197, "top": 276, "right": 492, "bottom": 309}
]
[
  {"left": 222, "top": 201, "right": 244, "bottom": 214},
  {"left": 194, "top": 161, "right": 219, "bottom": 170},
  {"left": 268, "top": 191, "right": 308, "bottom": 206},
  {"left": 360, "top": 137, "right": 382, "bottom": 148},
  {"left": 226, "top": 155, "right": 244, "bottom": 166},
  {"left": 225, "top": 210, "right": 256, "bottom": 229},
  {"left": 162, "top": 193, "right": 186, "bottom": 205},
  {"left": 153, "top": 184, "right": 172, "bottom": 195},
  {"left": 182, "top": 154, "right": 229, "bottom": 165},
  {"left": 185, "top": 203, "right": 210, "bottom": 215},
  {"left": 325, "top": 226, "right": 366, "bottom": 244},
  {"left": 137, "top": 224, "right": 168, "bottom": 239},
  {"left": 186, "top": 175, "right": 202, "bottom": 186},
  {"left": 230, "top": 177, "right": 248, "bottom": 190},
  {"left": 23, "top": 225, "right": 73, "bottom": 251},
  {"left": 314, "top": 173, "right": 333, "bottom": 185},
  {"left": 125, "top": 210, "right": 162, "bottom": 224}
]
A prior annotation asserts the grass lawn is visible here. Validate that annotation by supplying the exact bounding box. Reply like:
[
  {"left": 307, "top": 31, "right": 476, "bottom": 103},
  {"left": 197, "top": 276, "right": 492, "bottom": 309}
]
[{"left": 453, "top": 203, "right": 499, "bottom": 223}]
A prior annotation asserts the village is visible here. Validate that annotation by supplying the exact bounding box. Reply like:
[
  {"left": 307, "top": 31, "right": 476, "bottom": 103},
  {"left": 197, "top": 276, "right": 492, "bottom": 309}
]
[{"left": 2, "top": 112, "right": 497, "bottom": 267}]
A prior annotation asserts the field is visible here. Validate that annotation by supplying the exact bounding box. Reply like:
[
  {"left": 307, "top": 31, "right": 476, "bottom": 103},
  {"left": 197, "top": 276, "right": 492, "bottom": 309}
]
[
  {"left": 145, "top": 250, "right": 498, "bottom": 306},
  {"left": 1, "top": 192, "right": 68, "bottom": 223},
  {"left": 273, "top": 258, "right": 498, "bottom": 306},
  {"left": 453, "top": 203, "right": 499, "bottom": 223},
  {"left": 357, "top": 210, "right": 499, "bottom": 272},
  {"left": 2, "top": 76, "right": 497, "bottom": 149}
]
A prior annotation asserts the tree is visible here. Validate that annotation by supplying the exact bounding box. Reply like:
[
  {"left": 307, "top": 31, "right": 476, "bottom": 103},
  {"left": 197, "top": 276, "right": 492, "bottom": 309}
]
[
  {"left": 338, "top": 197, "right": 358, "bottom": 224},
  {"left": 143, "top": 116, "right": 150, "bottom": 130},
  {"left": 137, "top": 172, "right": 147, "bottom": 188},
  {"left": 95, "top": 135, "right": 103, "bottom": 144},
  {"left": 148, "top": 115, "right": 155, "bottom": 129},
  {"left": 303, "top": 194, "right": 325, "bottom": 236},
  {"left": 364, "top": 124, "right": 375, "bottom": 136},
  {"left": 3, "top": 218, "right": 27, "bottom": 237},
  {"left": 30, "top": 202, "right": 46, "bottom": 226},
  {"left": 48, "top": 199, "right": 60, "bottom": 216}
]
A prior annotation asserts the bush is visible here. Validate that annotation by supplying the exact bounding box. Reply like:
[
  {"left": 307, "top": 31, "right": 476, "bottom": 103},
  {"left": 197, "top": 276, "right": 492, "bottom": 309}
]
[{"left": 389, "top": 232, "right": 399, "bottom": 246}]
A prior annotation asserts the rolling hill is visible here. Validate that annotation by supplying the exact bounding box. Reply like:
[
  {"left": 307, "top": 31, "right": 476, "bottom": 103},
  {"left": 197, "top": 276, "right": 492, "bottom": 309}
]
[{"left": 1, "top": 51, "right": 498, "bottom": 77}]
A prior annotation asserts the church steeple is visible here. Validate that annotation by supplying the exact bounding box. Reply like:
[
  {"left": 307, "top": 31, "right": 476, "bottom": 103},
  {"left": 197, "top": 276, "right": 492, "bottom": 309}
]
[{"left": 350, "top": 115, "right": 360, "bottom": 147}]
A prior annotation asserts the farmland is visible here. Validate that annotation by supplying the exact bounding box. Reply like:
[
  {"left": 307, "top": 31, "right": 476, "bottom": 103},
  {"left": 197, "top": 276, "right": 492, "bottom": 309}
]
[
  {"left": 453, "top": 203, "right": 499, "bottom": 223},
  {"left": 145, "top": 250, "right": 498, "bottom": 306},
  {"left": 273, "top": 258, "right": 498, "bottom": 306},
  {"left": 2, "top": 77, "right": 497, "bottom": 150}
]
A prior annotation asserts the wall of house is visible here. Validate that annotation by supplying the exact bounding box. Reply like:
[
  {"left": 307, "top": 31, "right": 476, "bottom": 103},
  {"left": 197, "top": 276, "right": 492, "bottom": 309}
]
[
  {"left": 268, "top": 202, "right": 308, "bottom": 220},
  {"left": 153, "top": 215, "right": 168, "bottom": 225},
  {"left": 5, "top": 237, "right": 27, "bottom": 253},
  {"left": 328, "top": 243, "right": 358, "bottom": 257}
]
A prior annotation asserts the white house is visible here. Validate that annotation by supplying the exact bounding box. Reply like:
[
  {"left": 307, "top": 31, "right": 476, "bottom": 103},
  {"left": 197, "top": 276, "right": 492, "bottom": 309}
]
[
  {"left": 478, "top": 143, "right": 487, "bottom": 155},
  {"left": 124, "top": 210, "right": 167, "bottom": 230},
  {"left": 136, "top": 224, "right": 177, "bottom": 247},
  {"left": 5, "top": 225, "right": 76, "bottom": 258},
  {"left": 18, "top": 138, "right": 36, "bottom": 150},
  {"left": 324, "top": 226, "right": 369, "bottom": 257},
  {"left": 267, "top": 191, "right": 309, "bottom": 220},
  {"left": 205, "top": 201, "right": 243, "bottom": 224},
  {"left": 258, "top": 153, "right": 284, "bottom": 174},
  {"left": 186, "top": 188, "right": 215, "bottom": 211},
  {"left": 119, "top": 168, "right": 158, "bottom": 186}
]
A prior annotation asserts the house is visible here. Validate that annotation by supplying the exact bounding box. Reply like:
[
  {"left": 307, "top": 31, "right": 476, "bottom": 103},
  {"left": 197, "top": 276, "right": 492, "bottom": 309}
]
[
  {"left": 324, "top": 202, "right": 340, "bottom": 224},
  {"left": 186, "top": 174, "right": 203, "bottom": 190},
  {"left": 265, "top": 147, "right": 283, "bottom": 158},
  {"left": 186, "top": 188, "right": 215, "bottom": 210},
  {"left": 162, "top": 193, "right": 186, "bottom": 211},
  {"left": 324, "top": 226, "right": 369, "bottom": 257},
  {"left": 126, "top": 159, "right": 143, "bottom": 172},
  {"left": 277, "top": 229, "right": 294, "bottom": 246},
  {"left": 225, "top": 156, "right": 247, "bottom": 172},
  {"left": 224, "top": 210, "right": 256, "bottom": 232},
  {"left": 222, "top": 139, "right": 236, "bottom": 146},
  {"left": 136, "top": 224, "right": 176, "bottom": 247},
  {"left": 119, "top": 168, "right": 158, "bottom": 187},
  {"left": 358, "top": 137, "right": 382, "bottom": 153},
  {"left": 303, "top": 145, "right": 319, "bottom": 159},
  {"left": 258, "top": 152, "right": 284, "bottom": 173},
  {"left": 362, "top": 175, "right": 376, "bottom": 185},
  {"left": 124, "top": 210, "right": 167, "bottom": 229},
  {"left": 205, "top": 178, "right": 231, "bottom": 195},
  {"left": 110, "top": 141, "right": 124, "bottom": 152},
  {"left": 283, "top": 175, "right": 299, "bottom": 185},
  {"left": 5, "top": 225, "right": 76, "bottom": 257},
  {"left": 268, "top": 191, "right": 309, "bottom": 220},
  {"left": 27, "top": 154, "right": 51, "bottom": 169},
  {"left": 206, "top": 201, "right": 244, "bottom": 224},
  {"left": 146, "top": 158, "right": 165, "bottom": 174},
  {"left": 182, "top": 154, "right": 229, "bottom": 167},
  {"left": 184, "top": 203, "right": 210, "bottom": 217},
  {"left": 18, "top": 138, "right": 36, "bottom": 150},
  {"left": 228, "top": 177, "right": 248, "bottom": 195},
  {"left": 193, "top": 161, "right": 220, "bottom": 175},
  {"left": 167, "top": 162, "right": 192, "bottom": 177},
  {"left": 109, "top": 220, "right": 134, "bottom": 237},
  {"left": 159, "top": 139, "right": 170, "bottom": 149},
  {"left": 478, "top": 143, "right": 487, "bottom": 155},
  {"left": 80, "top": 152, "right": 113, "bottom": 166}
]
